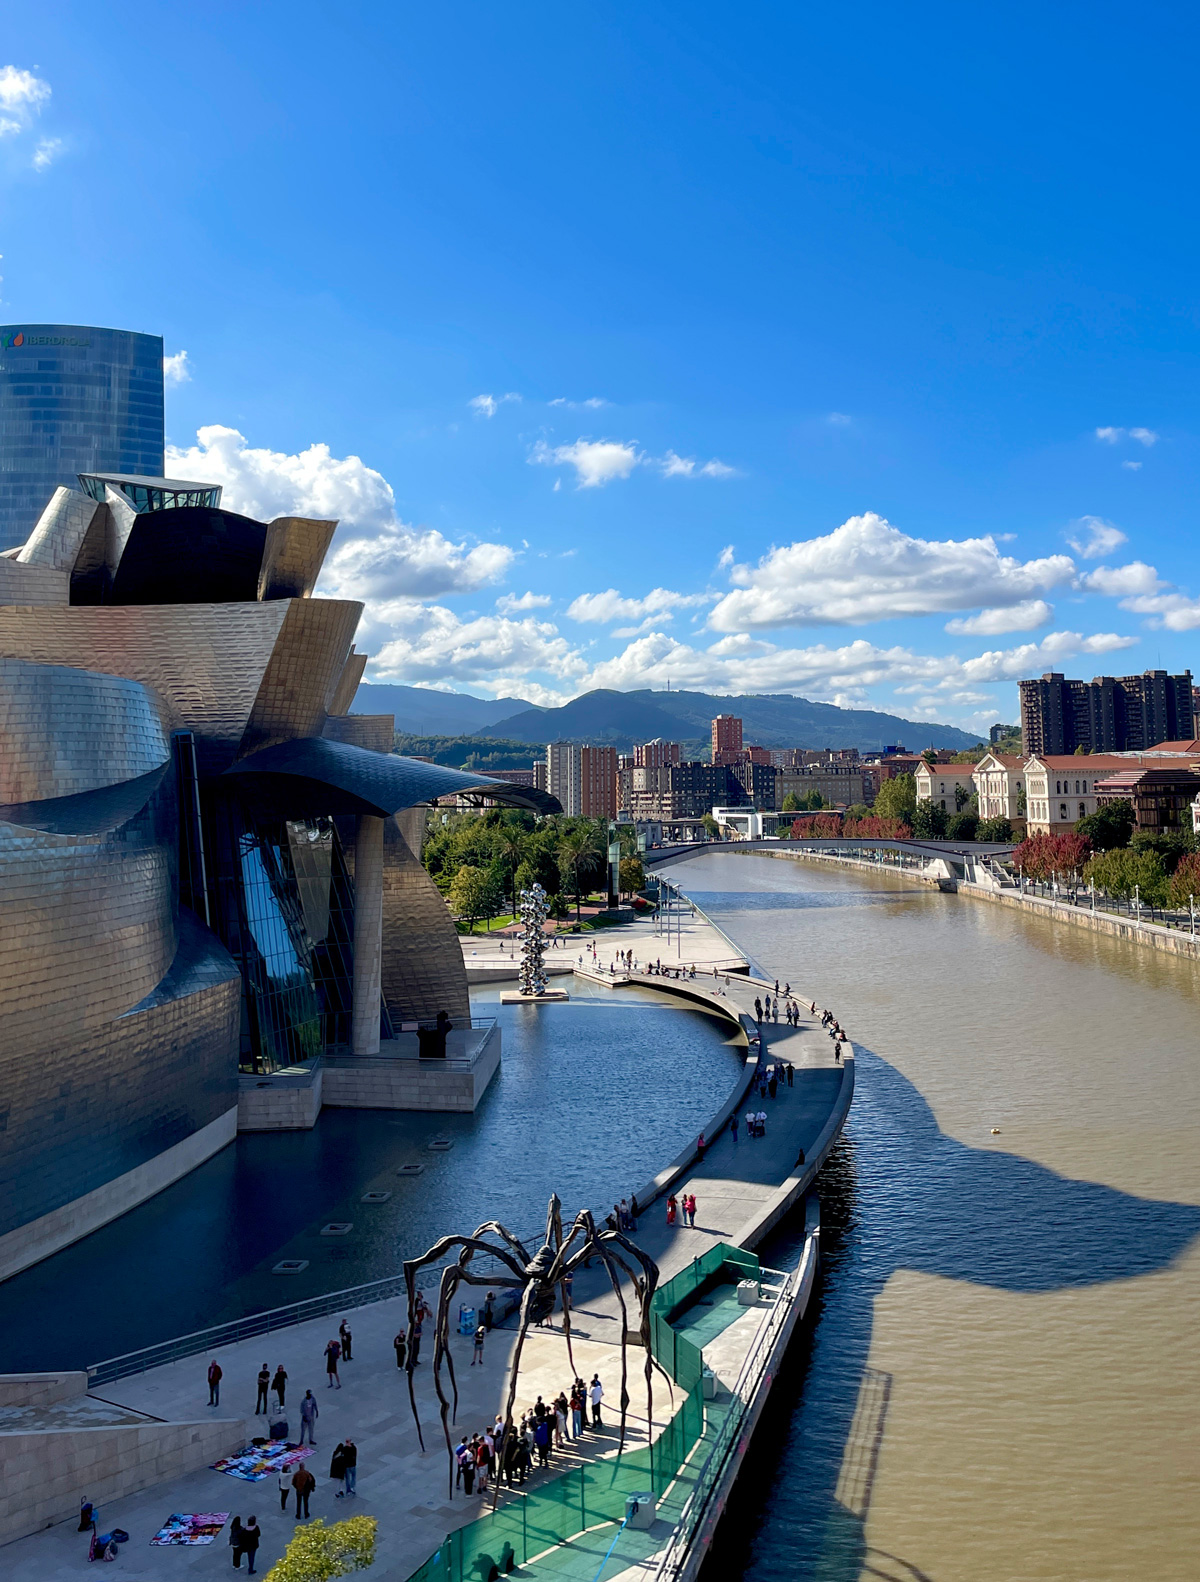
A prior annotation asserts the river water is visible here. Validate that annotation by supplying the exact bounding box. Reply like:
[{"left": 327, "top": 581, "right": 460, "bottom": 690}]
[{"left": 681, "top": 852, "right": 1200, "bottom": 1582}]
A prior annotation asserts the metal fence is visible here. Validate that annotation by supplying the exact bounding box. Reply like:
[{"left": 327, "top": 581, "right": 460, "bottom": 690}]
[{"left": 1017, "top": 878, "right": 1199, "bottom": 935}]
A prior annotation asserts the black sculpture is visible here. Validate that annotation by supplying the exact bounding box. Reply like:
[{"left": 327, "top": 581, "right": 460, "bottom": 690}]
[{"left": 403, "top": 1194, "right": 665, "bottom": 1497}]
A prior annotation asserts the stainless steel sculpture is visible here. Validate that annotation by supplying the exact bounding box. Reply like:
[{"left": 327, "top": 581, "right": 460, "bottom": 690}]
[
  {"left": 403, "top": 1194, "right": 665, "bottom": 1497},
  {"left": 517, "top": 881, "right": 550, "bottom": 996}
]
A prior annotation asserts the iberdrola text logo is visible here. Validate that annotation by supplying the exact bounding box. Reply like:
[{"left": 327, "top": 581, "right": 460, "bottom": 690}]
[{"left": 1, "top": 332, "right": 24, "bottom": 349}]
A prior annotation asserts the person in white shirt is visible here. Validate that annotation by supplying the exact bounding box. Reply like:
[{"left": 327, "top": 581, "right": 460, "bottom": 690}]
[{"left": 589, "top": 1374, "right": 604, "bottom": 1427}]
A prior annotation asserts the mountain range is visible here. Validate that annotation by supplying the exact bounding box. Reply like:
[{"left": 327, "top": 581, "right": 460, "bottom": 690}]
[{"left": 353, "top": 683, "right": 981, "bottom": 751}]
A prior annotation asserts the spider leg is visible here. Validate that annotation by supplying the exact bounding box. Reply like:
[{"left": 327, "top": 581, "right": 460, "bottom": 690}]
[
  {"left": 545, "top": 1212, "right": 591, "bottom": 1380},
  {"left": 597, "top": 1247, "right": 633, "bottom": 1451},
  {"left": 403, "top": 1235, "right": 528, "bottom": 1451},
  {"left": 492, "top": 1278, "right": 541, "bottom": 1512}
]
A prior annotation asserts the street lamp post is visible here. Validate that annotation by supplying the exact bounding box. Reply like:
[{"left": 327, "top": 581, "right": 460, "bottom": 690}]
[
  {"left": 1190, "top": 893, "right": 1195, "bottom": 939},
  {"left": 1090, "top": 879, "right": 1095, "bottom": 913},
  {"left": 1133, "top": 883, "right": 1141, "bottom": 922}
]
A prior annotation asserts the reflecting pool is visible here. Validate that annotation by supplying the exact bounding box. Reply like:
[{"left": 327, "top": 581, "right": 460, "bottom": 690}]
[{"left": 0, "top": 983, "right": 740, "bottom": 1372}]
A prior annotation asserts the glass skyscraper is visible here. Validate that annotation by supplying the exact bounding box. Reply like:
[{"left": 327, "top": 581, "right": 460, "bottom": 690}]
[{"left": 0, "top": 323, "right": 164, "bottom": 551}]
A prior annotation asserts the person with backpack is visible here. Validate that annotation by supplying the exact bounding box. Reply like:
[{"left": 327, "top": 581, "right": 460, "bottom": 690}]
[
  {"left": 471, "top": 1324, "right": 486, "bottom": 1366},
  {"left": 207, "top": 1358, "right": 222, "bottom": 1407},
  {"left": 291, "top": 1464, "right": 316, "bottom": 1518},
  {"left": 458, "top": 1439, "right": 475, "bottom": 1495}
]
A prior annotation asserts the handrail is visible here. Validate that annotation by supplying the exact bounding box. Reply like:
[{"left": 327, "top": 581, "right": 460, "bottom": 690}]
[
  {"left": 650, "top": 1248, "right": 810, "bottom": 1581},
  {"left": 86, "top": 1220, "right": 549, "bottom": 1387}
]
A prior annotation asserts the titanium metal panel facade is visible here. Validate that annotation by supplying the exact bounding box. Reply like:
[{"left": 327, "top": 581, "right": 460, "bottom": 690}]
[{"left": 0, "top": 325, "right": 164, "bottom": 552}]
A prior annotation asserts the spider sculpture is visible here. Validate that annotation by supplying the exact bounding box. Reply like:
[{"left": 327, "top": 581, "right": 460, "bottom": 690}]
[{"left": 403, "top": 1194, "right": 666, "bottom": 1497}]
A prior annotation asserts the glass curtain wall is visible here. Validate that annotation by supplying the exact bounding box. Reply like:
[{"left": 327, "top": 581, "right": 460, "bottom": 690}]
[{"left": 206, "top": 795, "right": 362, "bottom": 1073}]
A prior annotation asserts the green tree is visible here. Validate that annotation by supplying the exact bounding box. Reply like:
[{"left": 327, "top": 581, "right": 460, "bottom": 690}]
[
  {"left": 976, "top": 816, "right": 1014, "bottom": 842},
  {"left": 264, "top": 1516, "right": 377, "bottom": 1582},
  {"left": 1075, "top": 800, "right": 1135, "bottom": 851},
  {"left": 619, "top": 855, "right": 645, "bottom": 896},
  {"left": 874, "top": 773, "right": 917, "bottom": 822},
  {"left": 911, "top": 801, "right": 949, "bottom": 839},
  {"left": 1084, "top": 847, "right": 1169, "bottom": 905},
  {"left": 947, "top": 811, "right": 979, "bottom": 840},
  {"left": 494, "top": 820, "right": 527, "bottom": 911},
  {"left": 781, "top": 792, "right": 801, "bottom": 812},
  {"left": 1130, "top": 828, "right": 1195, "bottom": 873},
  {"left": 448, "top": 865, "right": 502, "bottom": 931},
  {"left": 702, "top": 812, "right": 721, "bottom": 839},
  {"left": 558, "top": 823, "right": 606, "bottom": 919},
  {"left": 799, "top": 788, "right": 828, "bottom": 810}
]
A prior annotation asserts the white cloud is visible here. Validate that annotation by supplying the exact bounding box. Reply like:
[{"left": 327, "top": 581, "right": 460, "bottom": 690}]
[
  {"left": 957, "top": 630, "right": 1136, "bottom": 683},
  {"left": 31, "top": 135, "right": 62, "bottom": 171},
  {"left": 1094, "top": 425, "right": 1159, "bottom": 447},
  {"left": 371, "top": 604, "right": 587, "bottom": 693},
  {"left": 1122, "top": 460, "right": 1142, "bottom": 471},
  {"left": 468, "top": 392, "right": 520, "bottom": 418},
  {"left": 709, "top": 512, "right": 1076, "bottom": 631},
  {"left": 1078, "top": 562, "right": 1164, "bottom": 598},
  {"left": 1065, "top": 515, "right": 1127, "bottom": 558},
  {"left": 530, "top": 437, "right": 736, "bottom": 488},
  {"left": 0, "top": 66, "right": 50, "bottom": 135},
  {"left": 496, "top": 590, "right": 552, "bottom": 614},
  {"left": 162, "top": 350, "right": 191, "bottom": 386},
  {"left": 945, "top": 599, "right": 1054, "bottom": 636},
  {"left": 1118, "top": 593, "right": 1200, "bottom": 631},
  {"left": 827, "top": 412, "right": 852, "bottom": 426},
  {"left": 658, "top": 450, "right": 735, "bottom": 479},
  {"left": 549, "top": 397, "right": 608, "bottom": 409},
  {"left": 566, "top": 587, "right": 711, "bottom": 625},
  {"left": 530, "top": 438, "right": 641, "bottom": 488},
  {"left": 166, "top": 424, "right": 514, "bottom": 603},
  {"left": 716, "top": 545, "right": 735, "bottom": 570}
]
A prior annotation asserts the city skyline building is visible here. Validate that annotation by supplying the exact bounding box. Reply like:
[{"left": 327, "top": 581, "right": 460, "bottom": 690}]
[
  {"left": 1019, "top": 669, "right": 1195, "bottom": 756},
  {"left": 711, "top": 713, "right": 743, "bottom": 764},
  {"left": 0, "top": 325, "right": 165, "bottom": 552}
]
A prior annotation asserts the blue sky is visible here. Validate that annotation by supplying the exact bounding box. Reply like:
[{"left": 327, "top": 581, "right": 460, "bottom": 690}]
[{"left": 4, "top": 3, "right": 1200, "bottom": 728}]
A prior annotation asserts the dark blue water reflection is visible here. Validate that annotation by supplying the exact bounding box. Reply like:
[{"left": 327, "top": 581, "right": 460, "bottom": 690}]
[{"left": 0, "top": 987, "right": 739, "bottom": 1372}]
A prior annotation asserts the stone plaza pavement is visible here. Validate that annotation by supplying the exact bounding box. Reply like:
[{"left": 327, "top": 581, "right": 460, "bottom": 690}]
[{"left": 7, "top": 908, "right": 852, "bottom": 1580}]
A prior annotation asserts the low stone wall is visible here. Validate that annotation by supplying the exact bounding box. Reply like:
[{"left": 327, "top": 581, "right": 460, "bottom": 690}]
[
  {"left": 322, "top": 1025, "right": 502, "bottom": 1112},
  {"left": 0, "top": 1373, "right": 87, "bottom": 1408},
  {"left": 0, "top": 1415, "right": 248, "bottom": 1546},
  {"left": 237, "top": 1063, "right": 323, "bottom": 1131},
  {"left": 959, "top": 881, "right": 1200, "bottom": 959}
]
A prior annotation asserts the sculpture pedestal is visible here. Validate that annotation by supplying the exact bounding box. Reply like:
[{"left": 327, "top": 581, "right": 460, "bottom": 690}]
[{"left": 499, "top": 988, "right": 570, "bottom": 1004}]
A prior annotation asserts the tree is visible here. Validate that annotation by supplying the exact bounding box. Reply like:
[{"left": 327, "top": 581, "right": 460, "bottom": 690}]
[
  {"left": 781, "top": 792, "right": 801, "bottom": 812},
  {"left": 558, "top": 823, "right": 606, "bottom": 918},
  {"left": 921, "top": 748, "right": 939, "bottom": 765},
  {"left": 954, "top": 781, "right": 973, "bottom": 812},
  {"left": 946, "top": 811, "right": 979, "bottom": 840},
  {"left": 1168, "top": 851, "right": 1200, "bottom": 909},
  {"left": 910, "top": 801, "right": 949, "bottom": 839},
  {"left": 494, "top": 821, "right": 527, "bottom": 911},
  {"left": 1083, "top": 847, "right": 1168, "bottom": 905},
  {"left": 1075, "top": 799, "right": 1135, "bottom": 851},
  {"left": 1011, "top": 832, "right": 1091, "bottom": 880},
  {"left": 448, "top": 865, "right": 501, "bottom": 931},
  {"left": 619, "top": 856, "right": 645, "bottom": 896},
  {"left": 874, "top": 773, "right": 917, "bottom": 822},
  {"left": 976, "top": 816, "right": 1014, "bottom": 842},
  {"left": 702, "top": 812, "right": 721, "bottom": 839},
  {"left": 1130, "top": 828, "right": 1195, "bottom": 873},
  {"left": 264, "top": 1516, "right": 377, "bottom": 1582}
]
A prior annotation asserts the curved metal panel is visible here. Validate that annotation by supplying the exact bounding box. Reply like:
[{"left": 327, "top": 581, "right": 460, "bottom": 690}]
[
  {"left": 0, "top": 602, "right": 290, "bottom": 776},
  {"left": 225, "top": 735, "right": 537, "bottom": 815},
  {"left": 238, "top": 598, "right": 362, "bottom": 758},
  {"left": 259, "top": 516, "right": 337, "bottom": 600},
  {"left": 0, "top": 659, "right": 170, "bottom": 804},
  {"left": 323, "top": 713, "right": 395, "bottom": 753},
  {"left": 327, "top": 648, "right": 367, "bottom": 717},
  {"left": 0, "top": 765, "right": 169, "bottom": 835},
  {"left": 0, "top": 910, "right": 239, "bottom": 1243},
  {"left": 0, "top": 779, "right": 178, "bottom": 1053},
  {"left": 16, "top": 487, "right": 105, "bottom": 572},
  {"left": 0, "top": 559, "right": 69, "bottom": 606},
  {"left": 109, "top": 506, "right": 268, "bottom": 605},
  {"left": 380, "top": 813, "right": 470, "bottom": 1023}
]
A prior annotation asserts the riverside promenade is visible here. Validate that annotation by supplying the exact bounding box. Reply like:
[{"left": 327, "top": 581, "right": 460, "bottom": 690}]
[{"left": 4, "top": 912, "right": 852, "bottom": 1581}]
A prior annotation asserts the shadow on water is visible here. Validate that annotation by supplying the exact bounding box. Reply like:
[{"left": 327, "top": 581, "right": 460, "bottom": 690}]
[{"left": 700, "top": 1046, "right": 1200, "bottom": 1582}]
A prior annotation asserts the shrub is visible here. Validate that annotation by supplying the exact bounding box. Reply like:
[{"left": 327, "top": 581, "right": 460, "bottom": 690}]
[{"left": 264, "top": 1516, "right": 377, "bottom": 1582}]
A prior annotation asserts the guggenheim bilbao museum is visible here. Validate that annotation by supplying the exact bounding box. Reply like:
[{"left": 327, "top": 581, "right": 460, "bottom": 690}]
[{"left": 0, "top": 323, "right": 555, "bottom": 1283}]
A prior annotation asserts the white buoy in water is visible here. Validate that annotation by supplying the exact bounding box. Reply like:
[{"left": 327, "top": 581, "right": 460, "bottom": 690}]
[{"left": 990, "top": 1127, "right": 1001, "bottom": 1134}]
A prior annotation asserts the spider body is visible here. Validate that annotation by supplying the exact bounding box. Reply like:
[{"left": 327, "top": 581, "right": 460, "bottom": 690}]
[{"left": 403, "top": 1194, "right": 665, "bottom": 1498}]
